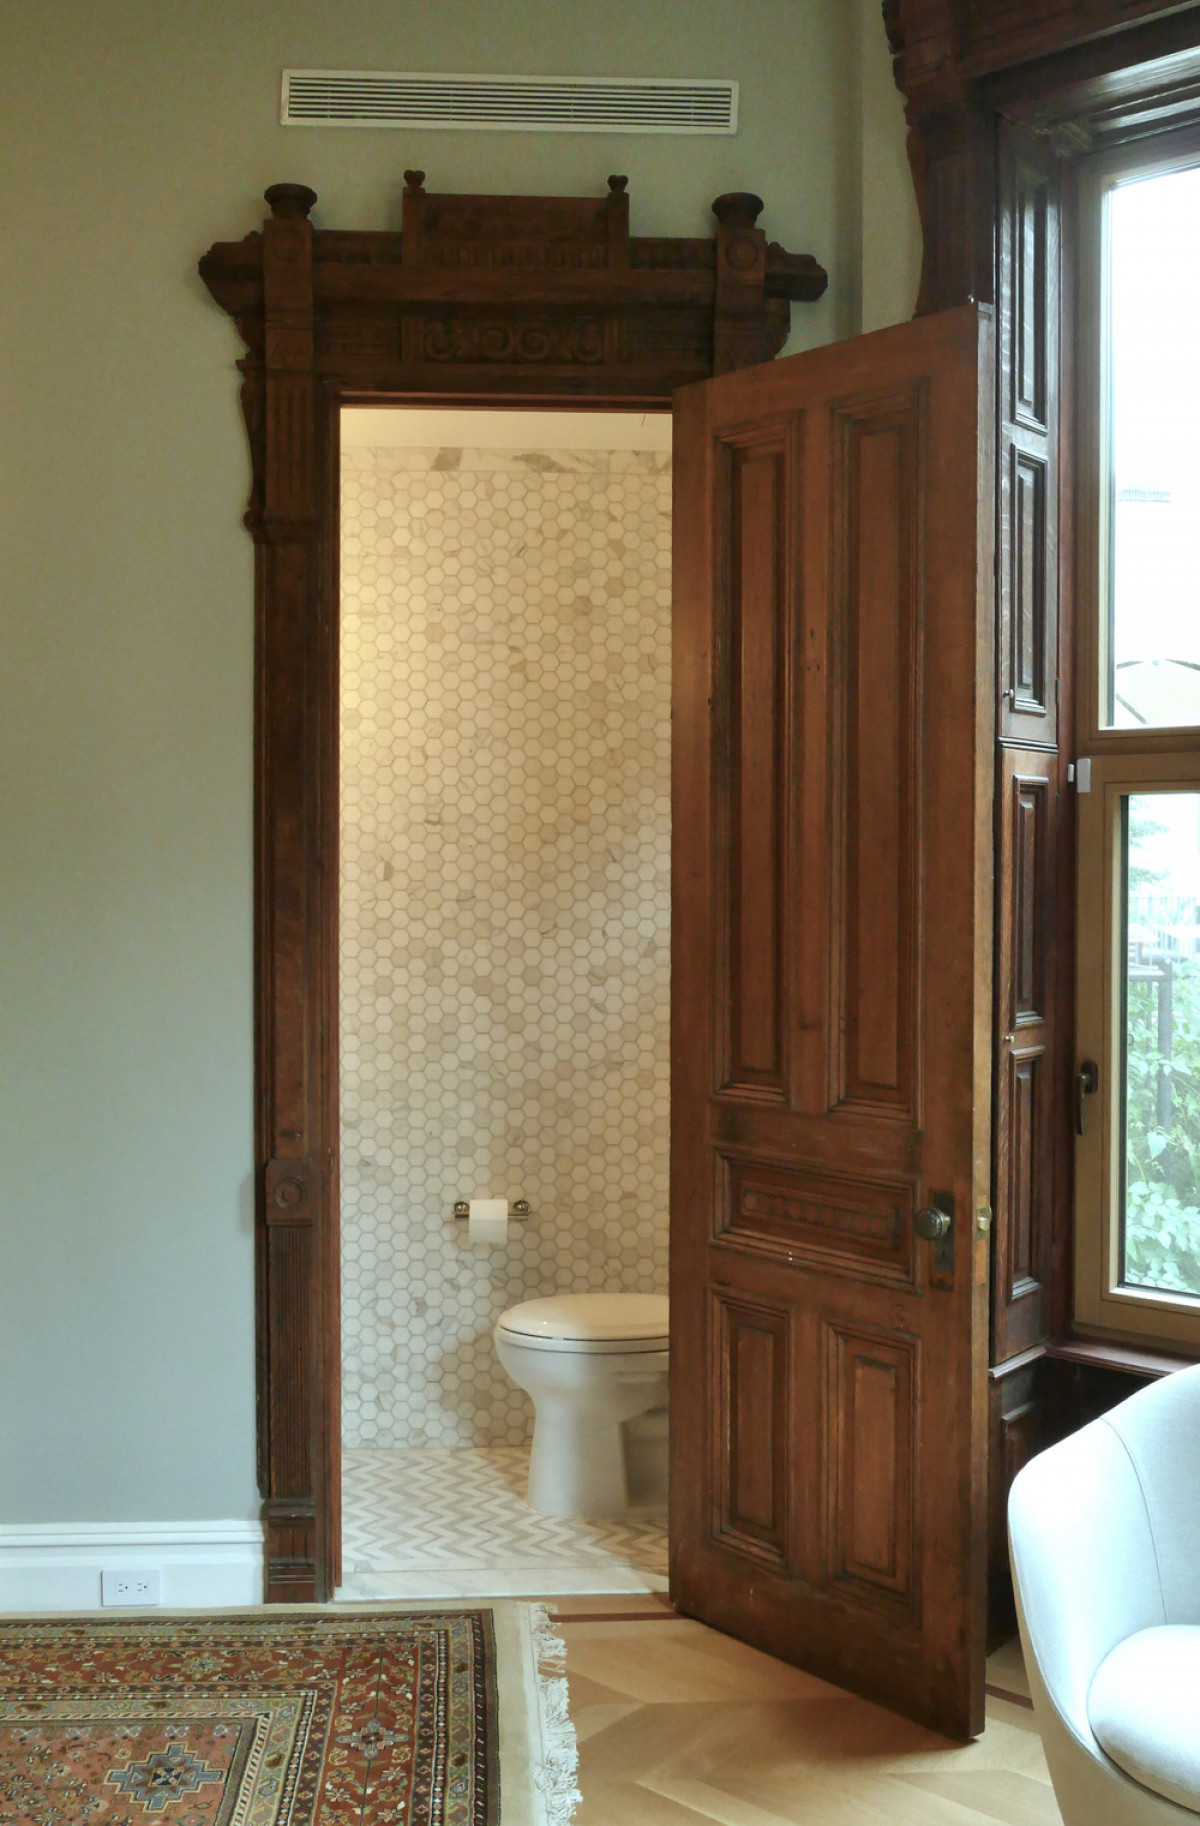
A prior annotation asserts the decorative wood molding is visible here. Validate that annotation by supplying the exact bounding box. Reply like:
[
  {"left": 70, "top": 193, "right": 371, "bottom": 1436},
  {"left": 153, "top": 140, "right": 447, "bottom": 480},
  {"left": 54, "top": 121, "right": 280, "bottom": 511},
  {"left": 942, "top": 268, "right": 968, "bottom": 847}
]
[
  {"left": 886, "top": 0, "right": 1200, "bottom": 311},
  {"left": 885, "top": 0, "right": 1193, "bottom": 116},
  {"left": 199, "top": 174, "right": 826, "bottom": 1603},
  {"left": 201, "top": 172, "right": 827, "bottom": 414}
]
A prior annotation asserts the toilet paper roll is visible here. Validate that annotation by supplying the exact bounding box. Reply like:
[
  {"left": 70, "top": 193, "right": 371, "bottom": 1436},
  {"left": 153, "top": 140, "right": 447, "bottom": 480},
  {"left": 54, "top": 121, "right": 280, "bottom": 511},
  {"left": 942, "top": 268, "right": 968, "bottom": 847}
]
[{"left": 467, "top": 1198, "right": 509, "bottom": 1243}]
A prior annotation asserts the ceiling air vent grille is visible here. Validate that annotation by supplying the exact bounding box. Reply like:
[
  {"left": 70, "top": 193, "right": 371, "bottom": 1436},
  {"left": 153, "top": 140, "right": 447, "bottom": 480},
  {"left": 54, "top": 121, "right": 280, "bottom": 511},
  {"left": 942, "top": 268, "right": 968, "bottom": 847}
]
[{"left": 281, "top": 70, "right": 738, "bottom": 135}]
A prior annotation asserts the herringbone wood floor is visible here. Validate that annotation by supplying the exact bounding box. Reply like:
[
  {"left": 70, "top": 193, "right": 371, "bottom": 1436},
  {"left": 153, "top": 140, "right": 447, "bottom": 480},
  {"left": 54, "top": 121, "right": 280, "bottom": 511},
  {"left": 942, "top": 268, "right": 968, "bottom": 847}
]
[{"left": 551, "top": 1599, "right": 1061, "bottom": 1826}]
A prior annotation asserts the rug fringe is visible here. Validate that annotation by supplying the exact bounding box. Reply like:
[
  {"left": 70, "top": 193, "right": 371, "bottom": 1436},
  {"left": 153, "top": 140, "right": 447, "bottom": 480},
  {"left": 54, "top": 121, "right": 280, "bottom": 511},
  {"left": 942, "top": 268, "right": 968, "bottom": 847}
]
[{"left": 529, "top": 1604, "right": 582, "bottom": 1826}]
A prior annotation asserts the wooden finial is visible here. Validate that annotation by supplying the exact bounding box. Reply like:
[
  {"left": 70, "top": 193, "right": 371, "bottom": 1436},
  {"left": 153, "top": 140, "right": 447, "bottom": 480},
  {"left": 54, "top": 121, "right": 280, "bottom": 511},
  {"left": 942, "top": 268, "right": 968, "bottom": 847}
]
[
  {"left": 607, "top": 174, "right": 629, "bottom": 195},
  {"left": 711, "top": 192, "right": 764, "bottom": 230},
  {"left": 264, "top": 184, "right": 318, "bottom": 220},
  {"left": 404, "top": 169, "right": 427, "bottom": 192}
]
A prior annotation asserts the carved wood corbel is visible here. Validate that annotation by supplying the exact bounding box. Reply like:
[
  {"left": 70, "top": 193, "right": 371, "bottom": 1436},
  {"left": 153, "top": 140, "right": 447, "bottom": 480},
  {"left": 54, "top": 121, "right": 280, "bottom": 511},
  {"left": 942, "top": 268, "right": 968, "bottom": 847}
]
[
  {"left": 199, "top": 175, "right": 826, "bottom": 1602},
  {"left": 884, "top": 2, "right": 997, "bottom": 312}
]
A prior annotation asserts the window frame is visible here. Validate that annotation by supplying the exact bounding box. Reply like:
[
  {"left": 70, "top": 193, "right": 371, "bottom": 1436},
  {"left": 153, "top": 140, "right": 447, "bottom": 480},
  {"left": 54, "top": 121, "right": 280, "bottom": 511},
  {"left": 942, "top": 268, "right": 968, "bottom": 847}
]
[
  {"left": 1075, "top": 757, "right": 1200, "bottom": 1343},
  {"left": 1076, "top": 124, "right": 1200, "bottom": 760},
  {"left": 1074, "top": 126, "right": 1200, "bottom": 1347}
]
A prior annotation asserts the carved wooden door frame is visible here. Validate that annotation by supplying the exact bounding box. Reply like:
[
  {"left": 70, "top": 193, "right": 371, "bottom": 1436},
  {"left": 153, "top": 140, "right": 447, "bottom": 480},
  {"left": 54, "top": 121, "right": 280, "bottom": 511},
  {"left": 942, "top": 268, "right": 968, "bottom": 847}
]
[{"left": 199, "top": 171, "right": 827, "bottom": 1601}]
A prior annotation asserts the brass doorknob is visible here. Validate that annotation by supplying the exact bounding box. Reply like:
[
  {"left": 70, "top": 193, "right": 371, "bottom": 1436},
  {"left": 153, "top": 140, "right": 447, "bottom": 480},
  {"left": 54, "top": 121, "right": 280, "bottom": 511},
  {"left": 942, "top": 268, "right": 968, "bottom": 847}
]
[{"left": 916, "top": 1205, "right": 952, "bottom": 1241}]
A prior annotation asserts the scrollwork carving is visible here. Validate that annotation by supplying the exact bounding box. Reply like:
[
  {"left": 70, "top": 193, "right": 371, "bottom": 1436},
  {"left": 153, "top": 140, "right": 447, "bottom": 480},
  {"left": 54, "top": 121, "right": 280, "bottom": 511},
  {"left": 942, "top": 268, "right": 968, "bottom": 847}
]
[
  {"left": 740, "top": 1184, "right": 898, "bottom": 1243},
  {"left": 423, "top": 316, "right": 605, "bottom": 364}
]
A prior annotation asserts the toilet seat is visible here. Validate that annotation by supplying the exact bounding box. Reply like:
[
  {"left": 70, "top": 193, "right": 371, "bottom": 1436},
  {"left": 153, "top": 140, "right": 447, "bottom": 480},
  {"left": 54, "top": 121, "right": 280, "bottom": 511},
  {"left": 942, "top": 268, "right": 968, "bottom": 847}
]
[{"left": 496, "top": 1293, "right": 668, "bottom": 1354}]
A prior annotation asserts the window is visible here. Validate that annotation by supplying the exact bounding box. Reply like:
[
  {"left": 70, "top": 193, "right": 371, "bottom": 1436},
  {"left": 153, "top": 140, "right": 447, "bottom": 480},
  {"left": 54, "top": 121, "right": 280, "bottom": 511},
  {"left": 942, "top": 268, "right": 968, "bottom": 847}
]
[{"left": 1075, "top": 135, "right": 1200, "bottom": 1345}]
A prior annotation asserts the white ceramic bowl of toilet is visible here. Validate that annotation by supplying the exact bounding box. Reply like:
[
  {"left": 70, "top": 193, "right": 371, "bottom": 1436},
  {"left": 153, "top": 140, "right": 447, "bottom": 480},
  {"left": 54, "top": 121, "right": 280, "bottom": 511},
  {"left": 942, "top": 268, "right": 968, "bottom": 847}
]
[{"left": 495, "top": 1293, "right": 668, "bottom": 1519}]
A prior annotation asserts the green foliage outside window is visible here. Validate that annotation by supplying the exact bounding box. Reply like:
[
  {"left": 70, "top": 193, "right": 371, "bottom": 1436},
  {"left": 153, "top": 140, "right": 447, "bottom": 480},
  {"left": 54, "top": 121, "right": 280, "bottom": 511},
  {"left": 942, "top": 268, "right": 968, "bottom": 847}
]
[{"left": 1124, "top": 957, "right": 1200, "bottom": 1298}]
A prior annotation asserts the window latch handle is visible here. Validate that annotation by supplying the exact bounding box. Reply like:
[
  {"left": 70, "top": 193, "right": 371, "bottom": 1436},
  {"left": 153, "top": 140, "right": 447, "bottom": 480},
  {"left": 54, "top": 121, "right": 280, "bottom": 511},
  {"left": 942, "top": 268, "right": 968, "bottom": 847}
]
[{"left": 1076, "top": 1060, "right": 1100, "bottom": 1136}]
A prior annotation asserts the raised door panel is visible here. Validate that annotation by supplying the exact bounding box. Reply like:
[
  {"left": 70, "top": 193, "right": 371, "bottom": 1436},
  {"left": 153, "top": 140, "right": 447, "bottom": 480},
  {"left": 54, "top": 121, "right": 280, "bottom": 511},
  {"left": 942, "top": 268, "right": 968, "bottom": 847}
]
[
  {"left": 713, "top": 430, "right": 796, "bottom": 1101},
  {"left": 992, "top": 751, "right": 1058, "bottom": 1358},
  {"left": 998, "top": 125, "right": 1060, "bottom": 745},
  {"left": 712, "top": 1291, "right": 791, "bottom": 1567},
  {"left": 1009, "top": 449, "right": 1050, "bottom": 715},
  {"left": 716, "top": 1154, "right": 917, "bottom": 1287},
  {"left": 1012, "top": 775, "right": 1049, "bottom": 1024},
  {"left": 1012, "top": 169, "right": 1048, "bottom": 432},
  {"left": 825, "top": 1324, "right": 919, "bottom": 1617},
  {"left": 833, "top": 399, "right": 922, "bottom": 1117}
]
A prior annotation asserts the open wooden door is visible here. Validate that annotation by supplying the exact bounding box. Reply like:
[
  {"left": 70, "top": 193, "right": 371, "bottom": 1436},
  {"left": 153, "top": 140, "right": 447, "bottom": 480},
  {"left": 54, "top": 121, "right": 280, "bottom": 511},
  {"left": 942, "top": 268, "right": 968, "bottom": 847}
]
[{"left": 670, "top": 303, "right": 995, "bottom": 1740}]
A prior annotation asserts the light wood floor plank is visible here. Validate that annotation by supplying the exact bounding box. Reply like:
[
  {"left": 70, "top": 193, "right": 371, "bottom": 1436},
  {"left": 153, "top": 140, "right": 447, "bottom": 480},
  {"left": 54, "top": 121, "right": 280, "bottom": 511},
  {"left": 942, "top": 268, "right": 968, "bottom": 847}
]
[{"left": 561, "top": 1616, "right": 1062, "bottom": 1826}]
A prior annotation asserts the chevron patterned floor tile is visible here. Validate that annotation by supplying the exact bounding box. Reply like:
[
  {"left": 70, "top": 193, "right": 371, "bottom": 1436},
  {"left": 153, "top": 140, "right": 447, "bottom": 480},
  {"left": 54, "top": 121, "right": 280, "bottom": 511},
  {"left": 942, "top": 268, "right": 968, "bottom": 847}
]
[{"left": 338, "top": 1447, "right": 669, "bottom": 1600}]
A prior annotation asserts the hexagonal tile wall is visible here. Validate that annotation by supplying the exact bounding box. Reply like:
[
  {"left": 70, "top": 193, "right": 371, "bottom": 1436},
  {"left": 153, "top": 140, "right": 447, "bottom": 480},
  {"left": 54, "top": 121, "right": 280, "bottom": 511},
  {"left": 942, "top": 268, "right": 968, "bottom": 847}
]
[{"left": 340, "top": 441, "right": 672, "bottom": 1449}]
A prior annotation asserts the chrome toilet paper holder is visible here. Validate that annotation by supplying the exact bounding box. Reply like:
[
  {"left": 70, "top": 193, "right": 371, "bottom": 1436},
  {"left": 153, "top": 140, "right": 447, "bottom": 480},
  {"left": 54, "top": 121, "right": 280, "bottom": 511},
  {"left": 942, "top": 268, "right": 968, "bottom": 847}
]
[{"left": 453, "top": 1199, "right": 531, "bottom": 1220}]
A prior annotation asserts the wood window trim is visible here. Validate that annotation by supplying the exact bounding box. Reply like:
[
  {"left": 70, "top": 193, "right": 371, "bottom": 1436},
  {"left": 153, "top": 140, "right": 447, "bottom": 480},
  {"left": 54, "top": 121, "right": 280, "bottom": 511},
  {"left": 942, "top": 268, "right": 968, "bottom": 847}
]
[
  {"left": 888, "top": 0, "right": 1200, "bottom": 1343},
  {"left": 198, "top": 172, "right": 827, "bottom": 1603},
  {"left": 1069, "top": 124, "right": 1200, "bottom": 1351},
  {"left": 887, "top": 0, "right": 1200, "bottom": 1642},
  {"left": 1074, "top": 761, "right": 1200, "bottom": 1347}
]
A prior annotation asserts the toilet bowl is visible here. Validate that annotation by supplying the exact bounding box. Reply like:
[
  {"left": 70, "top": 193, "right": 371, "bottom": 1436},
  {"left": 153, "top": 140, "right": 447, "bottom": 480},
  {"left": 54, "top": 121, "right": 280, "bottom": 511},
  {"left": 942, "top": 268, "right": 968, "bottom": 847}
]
[{"left": 495, "top": 1293, "right": 669, "bottom": 1519}]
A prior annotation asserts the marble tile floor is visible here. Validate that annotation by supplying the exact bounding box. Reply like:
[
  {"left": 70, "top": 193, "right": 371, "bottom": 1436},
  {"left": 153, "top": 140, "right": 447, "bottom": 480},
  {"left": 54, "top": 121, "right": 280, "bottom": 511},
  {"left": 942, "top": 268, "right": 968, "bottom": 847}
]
[
  {"left": 336, "top": 1446, "right": 669, "bottom": 1601},
  {"left": 549, "top": 1597, "right": 1061, "bottom": 1826}
]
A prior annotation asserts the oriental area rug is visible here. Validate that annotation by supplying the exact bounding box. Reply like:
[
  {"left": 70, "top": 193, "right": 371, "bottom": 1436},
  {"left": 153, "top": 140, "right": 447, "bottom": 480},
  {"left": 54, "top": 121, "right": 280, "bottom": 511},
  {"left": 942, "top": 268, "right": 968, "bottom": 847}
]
[{"left": 0, "top": 1604, "right": 578, "bottom": 1826}]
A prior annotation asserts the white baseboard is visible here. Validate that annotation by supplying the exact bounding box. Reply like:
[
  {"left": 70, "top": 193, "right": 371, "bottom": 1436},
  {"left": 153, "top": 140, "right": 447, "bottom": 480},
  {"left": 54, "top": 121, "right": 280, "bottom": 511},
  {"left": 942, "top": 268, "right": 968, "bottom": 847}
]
[{"left": 0, "top": 1520, "right": 265, "bottom": 1613}]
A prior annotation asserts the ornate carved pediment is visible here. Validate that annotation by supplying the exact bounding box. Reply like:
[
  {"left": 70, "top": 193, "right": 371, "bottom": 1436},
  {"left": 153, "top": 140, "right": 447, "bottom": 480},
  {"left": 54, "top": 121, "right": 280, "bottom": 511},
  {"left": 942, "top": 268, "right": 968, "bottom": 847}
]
[{"left": 200, "top": 170, "right": 827, "bottom": 404}]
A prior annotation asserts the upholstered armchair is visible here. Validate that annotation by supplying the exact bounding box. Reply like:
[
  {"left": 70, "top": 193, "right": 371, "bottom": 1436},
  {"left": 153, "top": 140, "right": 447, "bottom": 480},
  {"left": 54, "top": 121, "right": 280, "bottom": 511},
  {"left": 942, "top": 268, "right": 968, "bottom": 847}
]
[{"left": 1009, "top": 1364, "right": 1200, "bottom": 1823}]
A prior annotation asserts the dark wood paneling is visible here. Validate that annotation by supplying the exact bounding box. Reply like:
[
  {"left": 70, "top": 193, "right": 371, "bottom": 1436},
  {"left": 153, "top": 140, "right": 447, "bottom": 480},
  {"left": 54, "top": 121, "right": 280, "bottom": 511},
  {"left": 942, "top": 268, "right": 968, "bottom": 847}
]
[
  {"left": 986, "top": 1353, "right": 1046, "bottom": 1645},
  {"left": 987, "top": 1338, "right": 1197, "bottom": 1642},
  {"left": 991, "top": 125, "right": 1065, "bottom": 1376},
  {"left": 713, "top": 1292, "right": 790, "bottom": 1566},
  {"left": 826, "top": 1324, "right": 918, "bottom": 1616}
]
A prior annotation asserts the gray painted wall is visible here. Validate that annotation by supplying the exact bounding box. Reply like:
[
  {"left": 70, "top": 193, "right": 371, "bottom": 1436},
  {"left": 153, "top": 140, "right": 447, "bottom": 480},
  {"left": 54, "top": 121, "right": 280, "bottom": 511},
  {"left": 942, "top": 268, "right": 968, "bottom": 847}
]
[{"left": 0, "top": 0, "right": 918, "bottom": 1525}]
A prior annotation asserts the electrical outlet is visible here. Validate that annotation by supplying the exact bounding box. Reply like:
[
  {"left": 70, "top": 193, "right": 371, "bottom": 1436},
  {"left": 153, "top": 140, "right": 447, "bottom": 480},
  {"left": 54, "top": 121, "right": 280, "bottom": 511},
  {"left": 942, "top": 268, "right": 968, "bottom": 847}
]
[{"left": 101, "top": 1568, "right": 161, "bottom": 1607}]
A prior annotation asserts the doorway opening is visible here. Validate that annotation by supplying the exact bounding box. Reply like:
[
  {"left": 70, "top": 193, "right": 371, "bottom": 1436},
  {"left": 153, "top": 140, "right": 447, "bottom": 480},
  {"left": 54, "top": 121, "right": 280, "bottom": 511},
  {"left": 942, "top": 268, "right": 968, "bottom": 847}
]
[{"left": 335, "top": 404, "right": 673, "bottom": 1600}]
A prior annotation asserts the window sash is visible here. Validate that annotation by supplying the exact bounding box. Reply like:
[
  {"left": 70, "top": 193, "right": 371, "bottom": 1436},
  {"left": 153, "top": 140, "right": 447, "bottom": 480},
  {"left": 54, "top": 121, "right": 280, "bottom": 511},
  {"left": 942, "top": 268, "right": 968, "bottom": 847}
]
[
  {"left": 1075, "top": 126, "right": 1200, "bottom": 760},
  {"left": 1075, "top": 755, "right": 1200, "bottom": 1344}
]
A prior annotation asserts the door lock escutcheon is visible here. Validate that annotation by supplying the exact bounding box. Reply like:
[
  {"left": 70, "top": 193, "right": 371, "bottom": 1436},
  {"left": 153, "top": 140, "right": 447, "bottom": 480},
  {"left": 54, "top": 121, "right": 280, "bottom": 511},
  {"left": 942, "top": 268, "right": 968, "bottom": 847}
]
[{"left": 916, "top": 1194, "right": 956, "bottom": 1283}]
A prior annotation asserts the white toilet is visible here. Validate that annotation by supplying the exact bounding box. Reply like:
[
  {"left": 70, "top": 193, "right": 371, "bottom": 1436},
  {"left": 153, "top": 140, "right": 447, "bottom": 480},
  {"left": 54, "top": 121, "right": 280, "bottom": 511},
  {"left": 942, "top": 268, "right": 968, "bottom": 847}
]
[{"left": 494, "top": 1293, "right": 669, "bottom": 1519}]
